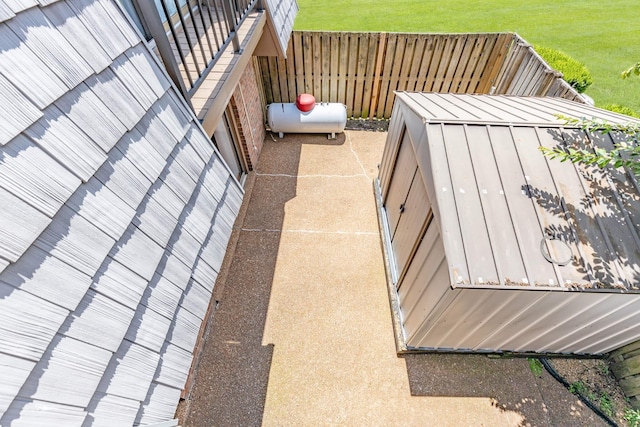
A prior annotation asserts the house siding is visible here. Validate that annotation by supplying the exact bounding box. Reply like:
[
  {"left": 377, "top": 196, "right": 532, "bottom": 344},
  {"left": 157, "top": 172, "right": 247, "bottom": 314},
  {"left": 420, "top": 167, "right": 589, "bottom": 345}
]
[{"left": 0, "top": 1, "right": 243, "bottom": 425}]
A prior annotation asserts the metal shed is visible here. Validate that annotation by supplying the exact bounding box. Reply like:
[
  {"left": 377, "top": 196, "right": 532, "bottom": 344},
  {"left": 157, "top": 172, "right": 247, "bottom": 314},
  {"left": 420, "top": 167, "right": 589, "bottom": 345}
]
[{"left": 377, "top": 92, "right": 640, "bottom": 355}]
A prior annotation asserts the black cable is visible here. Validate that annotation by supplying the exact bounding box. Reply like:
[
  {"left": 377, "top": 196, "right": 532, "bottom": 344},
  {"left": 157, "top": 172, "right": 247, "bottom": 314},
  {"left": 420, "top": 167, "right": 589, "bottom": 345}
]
[{"left": 540, "top": 358, "right": 618, "bottom": 427}]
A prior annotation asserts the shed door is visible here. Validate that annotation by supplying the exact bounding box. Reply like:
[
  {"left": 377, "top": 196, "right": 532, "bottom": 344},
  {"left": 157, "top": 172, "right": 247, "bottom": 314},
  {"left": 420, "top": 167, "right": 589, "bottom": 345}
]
[{"left": 384, "top": 130, "right": 431, "bottom": 283}]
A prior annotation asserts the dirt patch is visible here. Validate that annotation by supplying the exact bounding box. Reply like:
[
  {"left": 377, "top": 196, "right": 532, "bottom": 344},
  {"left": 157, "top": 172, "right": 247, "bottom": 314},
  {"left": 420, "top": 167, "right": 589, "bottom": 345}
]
[
  {"left": 345, "top": 118, "right": 390, "bottom": 132},
  {"left": 548, "top": 358, "right": 638, "bottom": 426}
]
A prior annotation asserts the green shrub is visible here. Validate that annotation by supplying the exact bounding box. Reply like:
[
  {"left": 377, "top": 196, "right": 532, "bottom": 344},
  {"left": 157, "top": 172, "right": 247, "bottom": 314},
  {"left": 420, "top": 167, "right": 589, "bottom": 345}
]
[
  {"left": 535, "top": 46, "right": 593, "bottom": 93},
  {"left": 602, "top": 104, "right": 640, "bottom": 119}
]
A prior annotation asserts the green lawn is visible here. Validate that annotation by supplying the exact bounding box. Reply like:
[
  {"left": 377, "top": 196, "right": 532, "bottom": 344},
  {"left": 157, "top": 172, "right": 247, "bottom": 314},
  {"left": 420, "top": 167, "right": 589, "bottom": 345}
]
[{"left": 295, "top": 0, "right": 640, "bottom": 113}]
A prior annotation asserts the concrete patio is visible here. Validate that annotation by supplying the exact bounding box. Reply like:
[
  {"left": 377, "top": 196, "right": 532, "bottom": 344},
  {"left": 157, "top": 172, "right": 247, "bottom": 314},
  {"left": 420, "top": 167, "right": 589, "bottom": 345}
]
[{"left": 179, "top": 130, "right": 607, "bottom": 426}]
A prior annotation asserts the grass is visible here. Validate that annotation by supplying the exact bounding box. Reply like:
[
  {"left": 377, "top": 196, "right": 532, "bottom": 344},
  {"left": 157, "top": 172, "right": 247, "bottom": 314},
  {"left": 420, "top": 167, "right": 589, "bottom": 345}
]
[{"left": 295, "top": 0, "right": 640, "bottom": 113}]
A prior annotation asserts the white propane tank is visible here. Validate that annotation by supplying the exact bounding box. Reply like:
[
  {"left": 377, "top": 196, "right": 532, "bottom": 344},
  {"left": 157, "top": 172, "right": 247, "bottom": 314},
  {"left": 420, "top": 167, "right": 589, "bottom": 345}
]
[{"left": 267, "top": 101, "right": 347, "bottom": 139}]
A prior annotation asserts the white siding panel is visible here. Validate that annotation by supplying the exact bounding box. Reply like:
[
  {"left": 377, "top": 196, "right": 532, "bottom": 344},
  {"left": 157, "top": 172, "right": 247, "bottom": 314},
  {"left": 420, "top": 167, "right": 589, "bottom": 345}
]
[
  {"left": 116, "top": 129, "right": 167, "bottom": 183},
  {"left": 200, "top": 228, "right": 230, "bottom": 274},
  {"left": 151, "top": 94, "right": 191, "bottom": 142},
  {"left": 1, "top": 398, "right": 87, "bottom": 427},
  {"left": 0, "top": 134, "right": 81, "bottom": 217},
  {"left": 135, "top": 111, "right": 180, "bottom": 161},
  {"left": 55, "top": 83, "right": 127, "bottom": 152},
  {"left": 17, "top": 335, "right": 112, "bottom": 408},
  {"left": 154, "top": 343, "right": 191, "bottom": 389},
  {"left": 98, "top": 340, "right": 160, "bottom": 401},
  {"left": 159, "top": 158, "right": 198, "bottom": 204},
  {"left": 41, "top": 0, "right": 112, "bottom": 73},
  {"left": 158, "top": 254, "right": 192, "bottom": 292},
  {"left": 35, "top": 206, "right": 116, "bottom": 276},
  {"left": 0, "top": 22, "right": 67, "bottom": 108},
  {"left": 135, "top": 383, "right": 183, "bottom": 426},
  {"left": 85, "top": 68, "right": 146, "bottom": 130},
  {"left": 0, "top": 186, "right": 51, "bottom": 263},
  {"left": 184, "top": 125, "right": 215, "bottom": 163},
  {"left": 91, "top": 258, "right": 148, "bottom": 311},
  {"left": 66, "top": 177, "right": 137, "bottom": 240},
  {"left": 125, "top": 304, "right": 172, "bottom": 353},
  {"left": 3, "top": 0, "right": 38, "bottom": 13},
  {"left": 111, "top": 51, "right": 160, "bottom": 111},
  {"left": 0, "top": 3, "right": 15, "bottom": 23},
  {"left": 25, "top": 107, "right": 107, "bottom": 182},
  {"left": 84, "top": 393, "right": 140, "bottom": 427},
  {"left": 142, "top": 274, "right": 183, "bottom": 319},
  {"left": 66, "top": 0, "right": 133, "bottom": 60},
  {"left": 167, "top": 306, "right": 201, "bottom": 352},
  {"left": 94, "top": 147, "right": 153, "bottom": 210},
  {"left": 145, "top": 179, "right": 187, "bottom": 221},
  {"left": 0, "top": 245, "right": 92, "bottom": 310},
  {"left": 0, "top": 352, "right": 37, "bottom": 415},
  {"left": 191, "top": 259, "right": 218, "bottom": 293},
  {"left": 6, "top": 7, "right": 93, "bottom": 89},
  {"left": 95, "top": 0, "right": 141, "bottom": 46},
  {"left": 0, "top": 74, "right": 41, "bottom": 145},
  {"left": 0, "top": 282, "right": 69, "bottom": 361},
  {"left": 82, "top": 393, "right": 140, "bottom": 427},
  {"left": 133, "top": 194, "right": 180, "bottom": 248},
  {"left": 110, "top": 225, "right": 165, "bottom": 281},
  {"left": 59, "top": 289, "right": 135, "bottom": 352},
  {"left": 169, "top": 229, "right": 202, "bottom": 270},
  {"left": 180, "top": 281, "right": 211, "bottom": 320},
  {"left": 125, "top": 45, "right": 171, "bottom": 99},
  {"left": 172, "top": 141, "right": 206, "bottom": 182}
]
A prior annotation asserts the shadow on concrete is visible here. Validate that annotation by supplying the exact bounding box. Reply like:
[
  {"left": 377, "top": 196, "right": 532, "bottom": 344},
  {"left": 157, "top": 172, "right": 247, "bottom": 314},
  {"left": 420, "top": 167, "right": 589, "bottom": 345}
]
[
  {"left": 181, "top": 133, "right": 345, "bottom": 427},
  {"left": 402, "top": 353, "right": 608, "bottom": 427}
]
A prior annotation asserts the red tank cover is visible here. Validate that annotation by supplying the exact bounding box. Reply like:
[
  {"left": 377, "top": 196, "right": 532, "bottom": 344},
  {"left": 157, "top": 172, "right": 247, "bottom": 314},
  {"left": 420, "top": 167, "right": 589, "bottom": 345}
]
[{"left": 296, "top": 93, "right": 315, "bottom": 112}]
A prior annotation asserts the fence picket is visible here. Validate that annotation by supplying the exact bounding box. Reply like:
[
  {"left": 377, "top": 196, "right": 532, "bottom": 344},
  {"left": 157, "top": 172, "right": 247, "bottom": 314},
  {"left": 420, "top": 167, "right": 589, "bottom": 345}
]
[{"left": 257, "top": 31, "right": 582, "bottom": 119}]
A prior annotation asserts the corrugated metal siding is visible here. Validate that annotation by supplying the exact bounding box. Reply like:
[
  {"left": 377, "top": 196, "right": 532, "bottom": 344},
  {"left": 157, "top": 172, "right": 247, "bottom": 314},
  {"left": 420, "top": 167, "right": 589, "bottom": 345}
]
[
  {"left": 0, "top": 0, "right": 243, "bottom": 424},
  {"left": 406, "top": 289, "right": 640, "bottom": 355},
  {"left": 397, "top": 93, "right": 640, "bottom": 291},
  {"left": 381, "top": 93, "right": 640, "bottom": 354},
  {"left": 398, "top": 92, "right": 640, "bottom": 127}
]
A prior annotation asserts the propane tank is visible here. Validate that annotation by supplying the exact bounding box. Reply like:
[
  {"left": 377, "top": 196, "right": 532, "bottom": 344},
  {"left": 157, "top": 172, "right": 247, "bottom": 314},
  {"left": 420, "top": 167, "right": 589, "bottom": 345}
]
[{"left": 267, "top": 94, "right": 347, "bottom": 139}]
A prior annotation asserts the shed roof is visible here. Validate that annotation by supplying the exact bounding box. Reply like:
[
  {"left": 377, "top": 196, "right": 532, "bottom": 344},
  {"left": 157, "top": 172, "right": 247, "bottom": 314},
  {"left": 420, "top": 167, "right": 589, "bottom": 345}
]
[{"left": 395, "top": 92, "right": 640, "bottom": 292}]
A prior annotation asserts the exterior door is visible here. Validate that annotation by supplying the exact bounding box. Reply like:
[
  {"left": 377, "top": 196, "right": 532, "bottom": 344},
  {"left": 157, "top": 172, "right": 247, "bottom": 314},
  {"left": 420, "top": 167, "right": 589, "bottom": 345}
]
[
  {"left": 212, "top": 111, "right": 245, "bottom": 181},
  {"left": 384, "top": 129, "right": 431, "bottom": 284}
]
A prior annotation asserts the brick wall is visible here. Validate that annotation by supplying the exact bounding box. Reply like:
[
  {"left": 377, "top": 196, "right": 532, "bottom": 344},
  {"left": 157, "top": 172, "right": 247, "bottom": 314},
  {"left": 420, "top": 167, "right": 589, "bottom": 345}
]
[{"left": 229, "top": 62, "right": 265, "bottom": 170}]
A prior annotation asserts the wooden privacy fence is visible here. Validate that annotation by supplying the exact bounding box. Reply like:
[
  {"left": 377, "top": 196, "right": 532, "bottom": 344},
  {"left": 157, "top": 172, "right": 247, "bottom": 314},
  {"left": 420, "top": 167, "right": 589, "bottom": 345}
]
[{"left": 257, "top": 31, "right": 583, "bottom": 119}]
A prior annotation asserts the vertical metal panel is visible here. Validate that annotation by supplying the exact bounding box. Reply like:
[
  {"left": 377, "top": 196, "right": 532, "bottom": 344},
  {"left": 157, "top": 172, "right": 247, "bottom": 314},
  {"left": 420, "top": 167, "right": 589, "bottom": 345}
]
[
  {"left": 419, "top": 123, "right": 469, "bottom": 285},
  {"left": 488, "top": 125, "right": 558, "bottom": 286},
  {"left": 443, "top": 124, "right": 499, "bottom": 284},
  {"left": 464, "top": 125, "right": 527, "bottom": 285}
]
